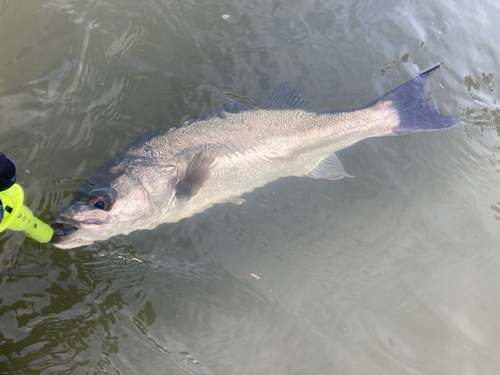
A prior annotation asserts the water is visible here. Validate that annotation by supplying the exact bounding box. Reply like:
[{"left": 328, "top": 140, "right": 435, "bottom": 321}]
[{"left": 1, "top": 0, "right": 500, "bottom": 373}]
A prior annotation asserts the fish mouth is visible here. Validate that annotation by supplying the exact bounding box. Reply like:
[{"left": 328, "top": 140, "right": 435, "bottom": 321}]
[
  {"left": 49, "top": 221, "right": 80, "bottom": 243},
  {"left": 49, "top": 216, "right": 114, "bottom": 248}
]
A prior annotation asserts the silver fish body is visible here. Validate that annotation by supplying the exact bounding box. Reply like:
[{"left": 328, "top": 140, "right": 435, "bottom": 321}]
[{"left": 51, "top": 64, "right": 457, "bottom": 248}]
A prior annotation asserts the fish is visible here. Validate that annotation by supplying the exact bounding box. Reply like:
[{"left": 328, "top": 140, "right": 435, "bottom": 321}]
[{"left": 50, "top": 63, "right": 457, "bottom": 249}]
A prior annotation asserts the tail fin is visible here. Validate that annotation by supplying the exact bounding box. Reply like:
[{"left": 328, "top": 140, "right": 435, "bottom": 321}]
[{"left": 374, "top": 63, "right": 457, "bottom": 135}]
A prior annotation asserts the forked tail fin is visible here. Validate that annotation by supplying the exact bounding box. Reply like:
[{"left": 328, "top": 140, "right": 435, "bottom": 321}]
[{"left": 373, "top": 63, "right": 457, "bottom": 135}]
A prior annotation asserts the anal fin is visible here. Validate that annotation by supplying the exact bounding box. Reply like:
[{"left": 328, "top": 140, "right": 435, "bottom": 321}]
[{"left": 306, "top": 153, "right": 354, "bottom": 181}]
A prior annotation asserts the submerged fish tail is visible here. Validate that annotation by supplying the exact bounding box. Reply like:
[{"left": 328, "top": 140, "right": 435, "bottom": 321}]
[{"left": 373, "top": 63, "right": 457, "bottom": 135}]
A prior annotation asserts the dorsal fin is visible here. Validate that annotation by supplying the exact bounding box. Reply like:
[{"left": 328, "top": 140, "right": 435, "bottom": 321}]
[
  {"left": 181, "top": 102, "right": 246, "bottom": 129},
  {"left": 182, "top": 108, "right": 227, "bottom": 128},
  {"left": 261, "top": 82, "right": 318, "bottom": 112}
]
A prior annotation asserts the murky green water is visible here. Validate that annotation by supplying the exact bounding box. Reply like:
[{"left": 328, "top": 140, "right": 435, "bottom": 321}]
[{"left": 1, "top": 0, "right": 500, "bottom": 373}]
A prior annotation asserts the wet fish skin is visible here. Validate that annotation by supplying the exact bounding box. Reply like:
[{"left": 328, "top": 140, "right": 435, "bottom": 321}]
[{"left": 51, "top": 63, "right": 457, "bottom": 248}]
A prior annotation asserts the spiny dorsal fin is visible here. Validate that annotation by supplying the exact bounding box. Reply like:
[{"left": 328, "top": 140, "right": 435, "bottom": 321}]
[
  {"left": 181, "top": 102, "right": 246, "bottom": 128},
  {"left": 175, "top": 152, "right": 215, "bottom": 201},
  {"left": 261, "top": 82, "right": 318, "bottom": 112},
  {"left": 306, "top": 153, "right": 354, "bottom": 181}
]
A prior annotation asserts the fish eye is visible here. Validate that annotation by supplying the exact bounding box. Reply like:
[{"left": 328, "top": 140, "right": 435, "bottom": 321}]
[
  {"left": 86, "top": 188, "right": 117, "bottom": 210},
  {"left": 88, "top": 196, "right": 111, "bottom": 211}
]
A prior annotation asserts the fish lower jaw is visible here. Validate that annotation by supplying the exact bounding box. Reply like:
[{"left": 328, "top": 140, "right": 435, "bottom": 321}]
[
  {"left": 50, "top": 221, "right": 113, "bottom": 249},
  {"left": 50, "top": 232, "right": 100, "bottom": 249}
]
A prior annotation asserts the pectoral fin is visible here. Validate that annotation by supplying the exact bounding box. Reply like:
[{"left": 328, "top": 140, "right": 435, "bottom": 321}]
[
  {"left": 175, "top": 152, "right": 216, "bottom": 201},
  {"left": 306, "top": 153, "right": 354, "bottom": 180}
]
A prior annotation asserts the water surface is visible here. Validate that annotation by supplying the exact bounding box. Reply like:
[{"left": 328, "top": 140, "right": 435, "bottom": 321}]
[{"left": 1, "top": 0, "right": 500, "bottom": 373}]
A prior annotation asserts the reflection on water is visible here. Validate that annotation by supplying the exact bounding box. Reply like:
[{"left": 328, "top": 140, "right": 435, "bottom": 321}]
[
  {"left": 460, "top": 70, "right": 500, "bottom": 223},
  {"left": 1, "top": 0, "right": 500, "bottom": 373}
]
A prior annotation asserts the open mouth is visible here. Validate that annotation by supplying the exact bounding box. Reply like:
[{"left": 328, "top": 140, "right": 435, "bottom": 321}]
[{"left": 50, "top": 222, "right": 79, "bottom": 242}]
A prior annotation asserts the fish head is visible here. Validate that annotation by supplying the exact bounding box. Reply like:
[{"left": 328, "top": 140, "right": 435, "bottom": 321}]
[{"left": 51, "top": 156, "right": 180, "bottom": 249}]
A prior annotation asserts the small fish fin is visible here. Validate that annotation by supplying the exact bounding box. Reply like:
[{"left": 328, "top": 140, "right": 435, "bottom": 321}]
[
  {"left": 261, "top": 82, "right": 318, "bottom": 112},
  {"left": 376, "top": 63, "right": 457, "bottom": 135},
  {"left": 220, "top": 196, "right": 246, "bottom": 205},
  {"left": 306, "top": 153, "right": 354, "bottom": 180},
  {"left": 175, "top": 152, "right": 215, "bottom": 201}
]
